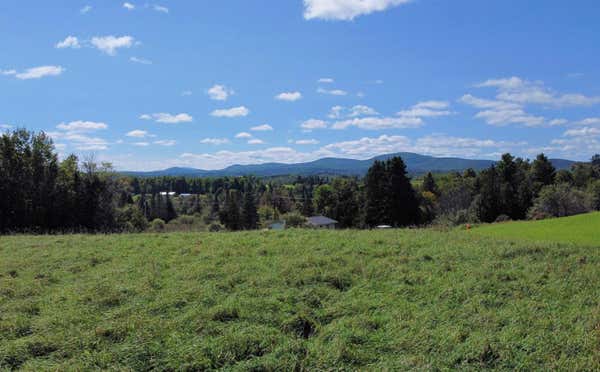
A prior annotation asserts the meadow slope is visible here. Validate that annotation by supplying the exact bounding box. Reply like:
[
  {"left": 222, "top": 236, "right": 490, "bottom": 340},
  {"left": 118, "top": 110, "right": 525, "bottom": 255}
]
[
  {"left": 473, "top": 212, "right": 600, "bottom": 247},
  {"left": 0, "top": 229, "right": 598, "bottom": 370}
]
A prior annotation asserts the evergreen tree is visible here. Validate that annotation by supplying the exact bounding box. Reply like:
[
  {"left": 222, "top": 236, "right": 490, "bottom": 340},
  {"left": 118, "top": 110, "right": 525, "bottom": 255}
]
[
  {"left": 422, "top": 172, "right": 438, "bottom": 195},
  {"left": 364, "top": 160, "right": 388, "bottom": 227},
  {"left": 241, "top": 188, "right": 259, "bottom": 229},
  {"left": 386, "top": 157, "right": 420, "bottom": 226},
  {"left": 531, "top": 153, "right": 556, "bottom": 191}
]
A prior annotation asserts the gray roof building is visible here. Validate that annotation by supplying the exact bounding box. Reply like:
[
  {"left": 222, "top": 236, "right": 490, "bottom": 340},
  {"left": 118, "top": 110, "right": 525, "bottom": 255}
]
[{"left": 306, "top": 216, "right": 338, "bottom": 229}]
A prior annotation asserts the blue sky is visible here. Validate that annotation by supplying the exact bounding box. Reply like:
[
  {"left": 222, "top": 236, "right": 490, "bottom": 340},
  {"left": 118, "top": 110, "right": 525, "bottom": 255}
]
[{"left": 1, "top": 0, "right": 600, "bottom": 170}]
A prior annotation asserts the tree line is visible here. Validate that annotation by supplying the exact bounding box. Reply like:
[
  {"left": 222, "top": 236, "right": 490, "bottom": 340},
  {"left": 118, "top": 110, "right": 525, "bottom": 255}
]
[{"left": 3, "top": 129, "right": 600, "bottom": 233}]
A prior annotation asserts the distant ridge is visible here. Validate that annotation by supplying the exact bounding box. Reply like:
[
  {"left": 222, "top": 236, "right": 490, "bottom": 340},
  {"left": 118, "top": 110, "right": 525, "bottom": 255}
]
[{"left": 123, "top": 152, "right": 576, "bottom": 177}]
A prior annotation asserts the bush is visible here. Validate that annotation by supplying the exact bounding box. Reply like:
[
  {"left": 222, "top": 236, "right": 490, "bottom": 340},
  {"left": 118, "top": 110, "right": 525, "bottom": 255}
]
[
  {"left": 282, "top": 212, "right": 306, "bottom": 228},
  {"left": 528, "top": 183, "right": 592, "bottom": 219},
  {"left": 495, "top": 214, "right": 511, "bottom": 223},
  {"left": 150, "top": 218, "right": 166, "bottom": 232},
  {"left": 116, "top": 205, "right": 148, "bottom": 233},
  {"left": 209, "top": 223, "right": 223, "bottom": 232}
]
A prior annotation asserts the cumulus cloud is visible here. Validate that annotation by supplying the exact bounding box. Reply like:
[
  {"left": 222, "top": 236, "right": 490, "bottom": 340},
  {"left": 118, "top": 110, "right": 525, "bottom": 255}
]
[
  {"left": 397, "top": 101, "right": 453, "bottom": 118},
  {"left": 303, "top": 0, "right": 412, "bottom": 21},
  {"left": 0, "top": 124, "right": 13, "bottom": 129},
  {"left": 459, "top": 94, "right": 544, "bottom": 127},
  {"left": 200, "top": 138, "right": 230, "bottom": 145},
  {"left": 301, "top": 119, "right": 328, "bottom": 130},
  {"left": 317, "top": 87, "right": 348, "bottom": 96},
  {"left": 57, "top": 120, "right": 108, "bottom": 132},
  {"left": 211, "top": 106, "right": 249, "bottom": 118},
  {"left": 275, "top": 91, "right": 302, "bottom": 101},
  {"left": 295, "top": 139, "right": 320, "bottom": 145},
  {"left": 126, "top": 130, "right": 151, "bottom": 138},
  {"left": 91, "top": 35, "right": 134, "bottom": 55},
  {"left": 56, "top": 36, "right": 80, "bottom": 49},
  {"left": 318, "top": 77, "right": 334, "bottom": 83},
  {"left": 48, "top": 131, "right": 109, "bottom": 151},
  {"left": 154, "top": 140, "right": 177, "bottom": 146},
  {"left": 331, "top": 116, "right": 423, "bottom": 130},
  {"left": 123, "top": 2, "right": 135, "bottom": 10},
  {"left": 133, "top": 142, "right": 150, "bottom": 147},
  {"left": 248, "top": 139, "right": 265, "bottom": 145},
  {"left": 80, "top": 5, "right": 92, "bottom": 14},
  {"left": 250, "top": 124, "right": 273, "bottom": 131},
  {"left": 563, "top": 127, "right": 600, "bottom": 137},
  {"left": 15, "top": 66, "right": 64, "bottom": 80},
  {"left": 130, "top": 57, "right": 152, "bottom": 65},
  {"left": 207, "top": 84, "right": 234, "bottom": 101},
  {"left": 153, "top": 4, "right": 169, "bottom": 13},
  {"left": 140, "top": 113, "right": 193, "bottom": 124},
  {"left": 1, "top": 69, "right": 16, "bottom": 76},
  {"left": 235, "top": 132, "right": 253, "bottom": 139},
  {"left": 328, "top": 105, "right": 379, "bottom": 119}
]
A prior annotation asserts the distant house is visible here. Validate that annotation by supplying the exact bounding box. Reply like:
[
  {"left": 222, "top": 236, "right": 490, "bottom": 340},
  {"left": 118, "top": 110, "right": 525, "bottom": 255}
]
[
  {"left": 307, "top": 216, "right": 338, "bottom": 229},
  {"left": 179, "top": 193, "right": 192, "bottom": 198},
  {"left": 159, "top": 191, "right": 177, "bottom": 196}
]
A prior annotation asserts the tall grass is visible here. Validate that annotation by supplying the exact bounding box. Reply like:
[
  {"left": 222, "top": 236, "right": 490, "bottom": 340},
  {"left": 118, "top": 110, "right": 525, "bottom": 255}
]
[{"left": 0, "top": 229, "right": 598, "bottom": 370}]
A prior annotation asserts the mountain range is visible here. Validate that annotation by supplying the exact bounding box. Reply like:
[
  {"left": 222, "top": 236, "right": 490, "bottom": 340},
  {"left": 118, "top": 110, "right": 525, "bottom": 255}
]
[{"left": 124, "top": 152, "right": 576, "bottom": 178}]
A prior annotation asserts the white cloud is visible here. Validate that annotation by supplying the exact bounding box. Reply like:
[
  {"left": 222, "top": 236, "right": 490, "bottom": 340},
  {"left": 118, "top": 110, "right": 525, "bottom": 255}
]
[
  {"left": 564, "top": 127, "right": 600, "bottom": 137},
  {"left": 91, "top": 35, "right": 134, "bottom": 55},
  {"left": 126, "top": 130, "right": 150, "bottom": 138},
  {"left": 317, "top": 87, "right": 347, "bottom": 96},
  {"left": 0, "top": 124, "right": 13, "bottom": 129},
  {"left": 397, "top": 101, "right": 453, "bottom": 118},
  {"left": 548, "top": 119, "right": 568, "bottom": 126},
  {"left": 301, "top": 119, "right": 328, "bottom": 130},
  {"left": 475, "top": 76, "right": 600, "bottom": 107},
  {"left": 318, "top": 77, "right": 334, "bottom": 83},
  {"left": 275, "top": 91, "right": 303, "bottom": 101},
  {"left": 460, "top": 94, "right": 544, "bottom": 127},
  {"left": 211, "top": 106, "right": 249, "bottom": 118},
  {"left": 154, "top": 140, "right": 177, "bottom": 146},
  {"left": 207, "top": 84, "right": 234, "bottom": 101},
  {"left": 250, "top": 124, "right": 273, "bottom": 131},
  {"left": 48, "top": 132, "right": 109, "bottom": 151},
  {"left": 15, "top": 66, "right": 64, "bottom": 80},
  {"left": 576, "top": 118, "right": 600, "bottom": 126},
  {"left": 57, "top": 121, "right": 108, "bottom": 132},
  {"left": 0, "top": 69, "right": 16, "bottom": 76},
  {"left": 56, "top": 36, "right": 80, "bottom": 49},
  {"left": 200, "top": 138, "right": 230, "bottom": 145},
  {"left": 133, "top": 142, "right": 150, "bottom": 147},
  {"left": 248, "top": 139, "right": 265, "bottom": 145},
  {"left": 295, "top": 139, "right": 320, "bottom": 145},
  {"left": 235, "top": 132, "right": 253, "bottom": 139},
  {"left": 303, "top": 0, "right": 412, "bottom": 20},
  {"left": 123, "top": 2, "right": 135, "bottom": 10},
  {"left": 328, "top": 105, "right": 379, "bottom": 118},
  {"left": 323, "top": 135, "right": 411, "bottom": 156},
  {"left": 331, "top": 116, "right": 423, "bottom": 130},
  {"left": 140, "top": 113, "right": 193, "bottom": 124},
  {"left": 130, "top": 57, "right": 152, "bottom": 65},
  {"left": 153, "top": 4, "right": 169, "bottom": 13},
  {"left": 80, "top": 5, "right": 92, "bottom": 14}
]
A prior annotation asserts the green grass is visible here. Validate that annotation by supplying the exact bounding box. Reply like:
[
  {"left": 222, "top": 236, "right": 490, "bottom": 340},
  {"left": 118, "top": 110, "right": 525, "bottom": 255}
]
[
  {"left": 473, "top": 212, "right": 600, "bottom": 247},
  {"left": 0, "top": 229, "right": 598, "bottom": 370}
]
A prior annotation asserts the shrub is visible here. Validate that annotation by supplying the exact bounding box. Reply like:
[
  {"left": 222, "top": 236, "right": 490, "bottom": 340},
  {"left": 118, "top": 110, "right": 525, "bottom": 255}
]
[
  {"left": 150, "top": 218, "right": 166, "bottom": 232},
  {"left": 528, "top": 183, "right": 592, "bottom": 219},
  {"left": 282, "top": 212, "right": 306, "bottom": 228},
  {"left": 495, "top": 214, "right": 511, "bottom": 223},
  {"left": 209, "top": 223, "right": 223, "bottom": 232}
]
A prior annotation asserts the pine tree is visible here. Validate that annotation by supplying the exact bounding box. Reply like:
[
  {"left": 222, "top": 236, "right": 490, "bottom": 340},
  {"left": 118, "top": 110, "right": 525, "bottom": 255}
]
[
  {"left": 531, "top": 153, "right": 556, "bottom": 190},
  {"left": 241, "top": 188, "right": 259, "bottom": 230},
  {"left": 386, "top": 157, "right": 420, "bottom": 227},
  {"left": 364, "top": 160, "right": 388, "bottom": 227},
  {"left": 422, "top": 172, "right": 438, "bottom": 195}
]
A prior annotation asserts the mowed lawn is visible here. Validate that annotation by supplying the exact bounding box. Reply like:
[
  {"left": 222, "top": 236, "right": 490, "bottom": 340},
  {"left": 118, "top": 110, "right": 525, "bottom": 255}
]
[
  {"left": 473, "top": 212, "right": 600, "bottom": 247},
  {"left": 0, "top": 230, "right": 598, "bottom": 370}
]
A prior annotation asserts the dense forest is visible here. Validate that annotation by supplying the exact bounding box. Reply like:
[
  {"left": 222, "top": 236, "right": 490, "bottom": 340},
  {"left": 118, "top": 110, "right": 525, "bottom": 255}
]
[{"left": 3, "top": 129, "right": 600, "bottom": 233}]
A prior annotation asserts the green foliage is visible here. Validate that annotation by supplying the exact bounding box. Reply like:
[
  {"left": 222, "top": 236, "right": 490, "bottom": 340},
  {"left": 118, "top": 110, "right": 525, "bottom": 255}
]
[
  {"left": 528, "top": 183, "right": 592, "bottom": 219},
  {"left": 282, "top": 212, "right": 306, "bottom": 227},
  {"left": 0, "top": 230, "right": 597, "bottom": 370},
  {"left": 150, "top": 218, "right": 166, "bottom": 232}
]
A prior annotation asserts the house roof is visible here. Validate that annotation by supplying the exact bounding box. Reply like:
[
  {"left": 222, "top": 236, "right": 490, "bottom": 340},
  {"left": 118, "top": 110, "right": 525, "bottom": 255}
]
[{"left": 307, "top": 216, "right": 338, "bottom": 226}]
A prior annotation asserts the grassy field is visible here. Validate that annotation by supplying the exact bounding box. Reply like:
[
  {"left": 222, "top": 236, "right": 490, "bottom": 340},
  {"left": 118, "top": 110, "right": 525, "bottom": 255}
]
[
  {"left": 473, "top": 212, "right": 600, "bottom": 247},
  {"left": 0, "top": 229, "right": 598, "bottom": 370}
]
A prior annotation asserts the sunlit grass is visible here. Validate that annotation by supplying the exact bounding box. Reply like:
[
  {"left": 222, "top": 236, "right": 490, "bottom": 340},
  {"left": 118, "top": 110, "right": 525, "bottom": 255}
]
[{"left": 0, "top": 229, "right": 598, "bottom": 370}]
